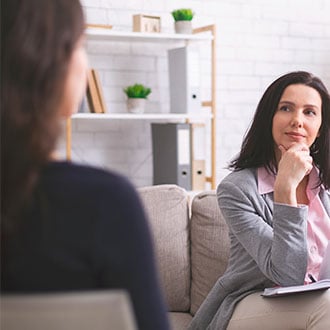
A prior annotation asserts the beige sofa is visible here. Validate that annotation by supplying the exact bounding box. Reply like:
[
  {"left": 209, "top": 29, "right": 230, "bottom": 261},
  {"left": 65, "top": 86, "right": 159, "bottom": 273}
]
[{"left": 138, "top": 184, "right": 230, "bottom": 330}]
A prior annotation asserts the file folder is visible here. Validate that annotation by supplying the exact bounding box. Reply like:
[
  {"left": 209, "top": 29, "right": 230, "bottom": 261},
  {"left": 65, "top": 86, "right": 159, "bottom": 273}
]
[
  {"left": 151, "top": 123, "right": 192, "bottom": 190},
  {"left": 192, "top": 159, "right": 206, "bottom": 191},
  {"left": 168, "top": 46, "right": 201, "bottom": 114},
  {"left": 191, "top": 124, "right": 206, "bottom": 190}
]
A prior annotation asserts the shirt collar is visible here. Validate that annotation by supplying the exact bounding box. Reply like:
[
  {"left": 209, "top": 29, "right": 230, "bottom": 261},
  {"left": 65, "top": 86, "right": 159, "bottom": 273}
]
[
  {"left": 258, "top": 166, "right": 275, "bottom": 195},
  {"left": 257, "top": 165, "right": 321, "bottom": 196}
]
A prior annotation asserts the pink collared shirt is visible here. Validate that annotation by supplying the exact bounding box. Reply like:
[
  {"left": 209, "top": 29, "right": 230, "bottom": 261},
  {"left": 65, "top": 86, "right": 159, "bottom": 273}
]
[{"left": 258, "top": 166, "right": 330, "bottom": 283}]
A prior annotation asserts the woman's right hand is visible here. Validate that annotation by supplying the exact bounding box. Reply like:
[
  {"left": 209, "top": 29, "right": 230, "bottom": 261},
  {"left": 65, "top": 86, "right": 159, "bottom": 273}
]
[{"left": 274, "top": 143, "right": 313, "bottom": 206}]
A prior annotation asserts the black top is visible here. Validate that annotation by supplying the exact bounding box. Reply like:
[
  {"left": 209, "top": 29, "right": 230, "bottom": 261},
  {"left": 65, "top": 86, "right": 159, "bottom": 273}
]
[{"left": 1, "top": 161, "right": 170, "bottom": 330}]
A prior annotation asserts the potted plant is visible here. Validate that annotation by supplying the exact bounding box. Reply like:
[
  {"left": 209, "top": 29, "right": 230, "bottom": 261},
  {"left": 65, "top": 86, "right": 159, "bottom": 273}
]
[
  {"left": 171, "top": 8, "right": 194, "bottom": 34},
  {"left": 123, "top": 83, "right": 151, "bottom": 114}
]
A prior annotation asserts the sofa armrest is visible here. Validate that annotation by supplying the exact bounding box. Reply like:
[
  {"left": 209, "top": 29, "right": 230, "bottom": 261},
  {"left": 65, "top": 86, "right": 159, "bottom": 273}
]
[{"left": 1, "top": 290, "right": 137, "bottom": 330}]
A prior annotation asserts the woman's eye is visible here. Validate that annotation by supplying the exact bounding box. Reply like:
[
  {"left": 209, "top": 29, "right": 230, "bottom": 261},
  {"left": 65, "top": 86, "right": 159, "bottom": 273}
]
[
  {"left": 305, "top": 109, "right": 316, "bottom": 116},
  {"left": 279, "top": 106, "right": 290, "bottom": 112}
]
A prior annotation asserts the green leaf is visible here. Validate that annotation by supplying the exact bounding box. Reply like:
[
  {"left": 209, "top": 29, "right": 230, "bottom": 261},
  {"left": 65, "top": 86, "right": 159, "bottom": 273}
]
[
  {"left": 171, "top": 8, "right": 194, "bottom": 21},
  {"left": 123, "top": 83, "right": 152, "bottom": 99}
]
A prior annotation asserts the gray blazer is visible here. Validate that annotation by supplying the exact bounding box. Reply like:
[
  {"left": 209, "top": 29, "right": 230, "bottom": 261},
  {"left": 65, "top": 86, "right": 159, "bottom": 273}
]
[{"left": 189, "top": 168, "right": 330, "bottom": 330}]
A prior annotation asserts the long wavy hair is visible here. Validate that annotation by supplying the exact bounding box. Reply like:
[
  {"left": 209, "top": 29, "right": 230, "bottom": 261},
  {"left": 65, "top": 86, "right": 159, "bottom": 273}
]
[
  {"left": 1, "top": 0, "right": 85, "bottom": 231},
  {"left": 229, "top": 71, "right": 330, "bottom": 189}
]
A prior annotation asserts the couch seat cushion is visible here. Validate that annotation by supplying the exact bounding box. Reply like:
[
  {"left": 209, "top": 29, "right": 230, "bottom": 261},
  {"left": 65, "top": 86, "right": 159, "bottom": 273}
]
[{"left": 169, "top": 312, "right": 192, "bottom": 330}]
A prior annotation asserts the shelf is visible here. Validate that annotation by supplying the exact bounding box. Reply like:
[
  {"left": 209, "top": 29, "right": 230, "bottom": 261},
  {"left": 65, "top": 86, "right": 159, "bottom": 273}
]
[
  {"left": 85, "top": 28, "right": 213, "bottom": 43},
  {"left": 72, "top": 112, "right": 212, "bottom": 121},
  {"left": 67, "top": 24, "right": 217, "bottom": 189}
]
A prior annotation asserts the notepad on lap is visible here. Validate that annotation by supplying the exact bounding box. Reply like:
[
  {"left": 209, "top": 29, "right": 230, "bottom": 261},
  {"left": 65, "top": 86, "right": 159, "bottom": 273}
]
[{"left": 262, "top": 241, "right": 330, "bottom": 297}]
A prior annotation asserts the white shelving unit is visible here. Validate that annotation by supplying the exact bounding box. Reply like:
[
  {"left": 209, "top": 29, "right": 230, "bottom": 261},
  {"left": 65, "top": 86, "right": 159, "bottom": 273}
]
[{"left": 66, "top": 25, "right": 217, "bottom": 188}]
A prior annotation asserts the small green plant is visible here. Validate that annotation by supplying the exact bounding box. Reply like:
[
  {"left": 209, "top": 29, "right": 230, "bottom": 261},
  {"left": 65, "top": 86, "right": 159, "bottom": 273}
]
[
  {"left": 123, "top": 83, "right": 151, "bottom": 99},
  {"left": 171, "top": 8, "right": 194, "bottom": 21}
]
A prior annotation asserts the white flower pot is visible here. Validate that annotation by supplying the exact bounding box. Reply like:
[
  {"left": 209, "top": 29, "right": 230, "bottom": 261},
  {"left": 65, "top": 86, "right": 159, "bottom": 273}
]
[
  {"left": 127, "top": 98, "right": 146, "bottom": 114},
  {"left": 174, "top": 21, "right": 192, "bottom": 34}
]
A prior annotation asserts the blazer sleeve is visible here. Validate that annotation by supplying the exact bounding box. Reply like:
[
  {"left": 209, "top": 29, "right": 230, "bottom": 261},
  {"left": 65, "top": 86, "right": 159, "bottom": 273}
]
[{"left": 217, "top": 175, "right": 308, "bottom": 286}]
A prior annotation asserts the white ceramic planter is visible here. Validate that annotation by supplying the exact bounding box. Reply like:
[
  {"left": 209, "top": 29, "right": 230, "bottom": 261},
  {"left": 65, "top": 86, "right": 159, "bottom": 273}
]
[
  {"left": 127, "top": 98, "right": 146, "bottom": 114},
  {"left": 174, "top": 21, "right": 192, "bottom": 34}
]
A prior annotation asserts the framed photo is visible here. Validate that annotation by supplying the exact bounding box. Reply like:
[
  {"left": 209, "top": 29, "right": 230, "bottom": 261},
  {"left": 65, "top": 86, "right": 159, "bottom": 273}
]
[{"left": 133, "top": 14, "right": 161, "bottom": 33}]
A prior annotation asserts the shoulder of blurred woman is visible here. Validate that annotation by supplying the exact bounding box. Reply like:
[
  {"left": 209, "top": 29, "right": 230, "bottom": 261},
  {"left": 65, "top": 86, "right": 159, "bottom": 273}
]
[{"left": 41, "top": 161, "right": 138, "bottom": 202}]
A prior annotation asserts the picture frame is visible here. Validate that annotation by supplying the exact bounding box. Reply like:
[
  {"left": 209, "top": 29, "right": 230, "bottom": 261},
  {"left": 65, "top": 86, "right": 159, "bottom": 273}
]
[{"left": 133, "top": 14, "right": 161, "bottom": 33}]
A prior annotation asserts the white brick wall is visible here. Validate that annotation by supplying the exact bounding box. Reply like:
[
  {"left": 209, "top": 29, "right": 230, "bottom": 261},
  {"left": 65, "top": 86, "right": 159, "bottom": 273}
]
[{"left": 59, "top": 0, "right": 330, "bottom": 188}]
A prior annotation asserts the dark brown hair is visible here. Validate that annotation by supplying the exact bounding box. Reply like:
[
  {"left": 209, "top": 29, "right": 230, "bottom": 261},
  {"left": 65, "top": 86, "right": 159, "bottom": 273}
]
[
  {"left": 1, "top": 0, "right": 85, "bottom": 230},
  {"left": 229, "top": 71, "right": 330, "bottom": 189}
]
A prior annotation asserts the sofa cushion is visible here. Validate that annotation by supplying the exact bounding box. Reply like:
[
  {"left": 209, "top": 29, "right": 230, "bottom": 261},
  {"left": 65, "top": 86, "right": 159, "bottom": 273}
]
[
  {"left": 190, "top": 190, "right": 230, "bottom": 315},
  {"left": 169, "top": 312, "right": 193, "bottom": 330},
  {"left": 138, "top": 185, "right": 190, "bottom": 312}
]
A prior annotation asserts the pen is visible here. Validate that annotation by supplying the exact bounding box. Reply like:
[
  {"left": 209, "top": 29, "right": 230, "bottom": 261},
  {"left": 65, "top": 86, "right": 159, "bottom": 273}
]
[{"left": 308, "top": 274, "right": 317, "bottom": 283}]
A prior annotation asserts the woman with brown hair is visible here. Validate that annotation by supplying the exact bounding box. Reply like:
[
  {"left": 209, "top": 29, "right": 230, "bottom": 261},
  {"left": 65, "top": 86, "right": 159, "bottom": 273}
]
[
  {"left": 190, "top": 71, "right": 330, "bottom": 329},
  {"left": 1, "top": 1, "right": 170, "bottom": 329}
]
